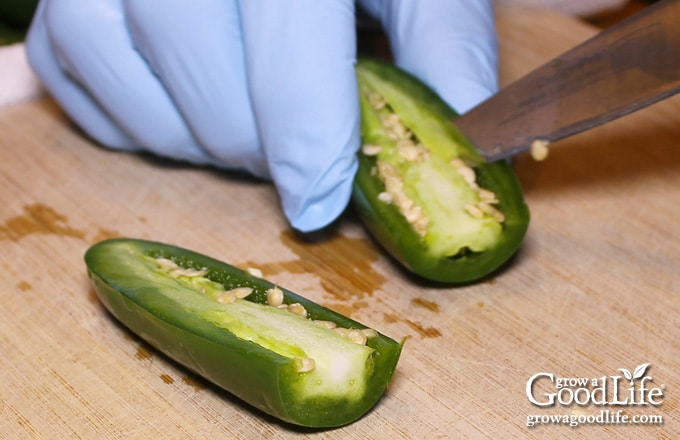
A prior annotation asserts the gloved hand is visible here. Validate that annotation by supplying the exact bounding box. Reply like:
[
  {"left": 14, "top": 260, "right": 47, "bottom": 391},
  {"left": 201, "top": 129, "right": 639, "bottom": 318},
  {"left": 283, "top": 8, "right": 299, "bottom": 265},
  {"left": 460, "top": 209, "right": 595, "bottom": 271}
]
[{"left": 26, "top": 0, "right": 498, "bottom": 232}]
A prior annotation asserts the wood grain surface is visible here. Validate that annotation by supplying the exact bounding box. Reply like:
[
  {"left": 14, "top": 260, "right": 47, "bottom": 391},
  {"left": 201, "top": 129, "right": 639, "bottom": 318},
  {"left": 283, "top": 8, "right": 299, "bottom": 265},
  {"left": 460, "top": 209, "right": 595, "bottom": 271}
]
[{"left": 1, "top": 5, "right": 678, "bottom": 439}]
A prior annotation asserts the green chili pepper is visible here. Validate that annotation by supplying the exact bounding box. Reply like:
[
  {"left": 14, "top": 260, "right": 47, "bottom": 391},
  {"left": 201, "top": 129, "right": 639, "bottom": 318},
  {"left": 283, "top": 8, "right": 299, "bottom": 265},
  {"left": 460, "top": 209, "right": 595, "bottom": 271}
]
[
  {"left": 85, "top": 238, "right": 404, "bottom": 428},
  {"left": 353, "top": 59, "right": 530, "bottom": 284}
]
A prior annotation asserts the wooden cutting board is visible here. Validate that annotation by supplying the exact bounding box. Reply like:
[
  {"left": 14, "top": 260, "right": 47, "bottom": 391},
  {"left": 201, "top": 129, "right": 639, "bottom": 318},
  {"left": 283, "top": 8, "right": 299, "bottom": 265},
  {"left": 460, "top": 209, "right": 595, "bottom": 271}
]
[{"left": 0, "top": 5, "right": 677, "bottom": 439}]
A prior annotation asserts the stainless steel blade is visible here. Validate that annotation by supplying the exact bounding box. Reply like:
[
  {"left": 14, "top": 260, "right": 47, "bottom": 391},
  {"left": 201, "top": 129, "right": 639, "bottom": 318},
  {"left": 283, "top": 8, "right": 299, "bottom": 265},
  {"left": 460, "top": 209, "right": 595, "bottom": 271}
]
[{"left": 454, "top": 0, "right": 680, "bottom": 162}]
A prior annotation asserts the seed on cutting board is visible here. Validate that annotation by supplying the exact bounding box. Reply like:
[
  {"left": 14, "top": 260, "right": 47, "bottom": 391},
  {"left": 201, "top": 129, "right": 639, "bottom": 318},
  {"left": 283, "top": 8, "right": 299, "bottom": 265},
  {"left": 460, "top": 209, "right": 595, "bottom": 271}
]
[{"left": 530, "top": 138, "right": 550, "bottom": 161}]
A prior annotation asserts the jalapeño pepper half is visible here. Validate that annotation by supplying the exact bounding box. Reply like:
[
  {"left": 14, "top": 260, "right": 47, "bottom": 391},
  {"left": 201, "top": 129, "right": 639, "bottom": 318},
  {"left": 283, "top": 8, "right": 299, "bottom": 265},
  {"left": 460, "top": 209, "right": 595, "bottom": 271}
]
[
  {"left": 85, "top": 238, "right": 403, "bottom": 428},
  {"left": 353, "top": 59, "right": 530, "bottom": 284}
]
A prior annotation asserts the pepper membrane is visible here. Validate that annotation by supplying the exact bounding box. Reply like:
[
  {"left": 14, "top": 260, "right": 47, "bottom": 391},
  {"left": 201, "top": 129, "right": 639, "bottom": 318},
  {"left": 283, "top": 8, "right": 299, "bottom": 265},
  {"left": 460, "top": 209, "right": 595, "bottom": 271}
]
[
  {"left": 85, "top": 238, "right": 403, "bottom": 428},
  {"left": 353, "top": 59, "right": 530, "bottom": 283}
]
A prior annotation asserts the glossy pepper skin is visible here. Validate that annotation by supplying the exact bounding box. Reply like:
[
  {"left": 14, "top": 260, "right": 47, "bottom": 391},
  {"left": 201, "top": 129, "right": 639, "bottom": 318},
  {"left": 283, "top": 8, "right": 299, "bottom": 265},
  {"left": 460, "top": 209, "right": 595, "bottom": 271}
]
[
  {"left": 85, "top": 238, "right": 403, "bottom": 428},
  {"left": 353, "top": 59, "right": 530, "bottom": 284}
]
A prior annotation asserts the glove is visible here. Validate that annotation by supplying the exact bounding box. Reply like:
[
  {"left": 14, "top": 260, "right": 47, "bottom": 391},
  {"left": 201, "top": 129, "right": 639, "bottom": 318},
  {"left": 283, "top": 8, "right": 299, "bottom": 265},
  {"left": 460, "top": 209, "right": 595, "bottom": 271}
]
[
  {"left": 359, "top": 0, "right": 498, "bottom": 114},
  {"left": 26, "top": 0, "right": 497, "bottom": 232}
]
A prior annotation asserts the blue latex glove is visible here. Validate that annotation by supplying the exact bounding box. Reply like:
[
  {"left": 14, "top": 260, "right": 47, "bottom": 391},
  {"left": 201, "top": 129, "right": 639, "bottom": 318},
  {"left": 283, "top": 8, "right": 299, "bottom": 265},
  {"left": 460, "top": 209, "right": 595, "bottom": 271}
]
[{"left": 26, "top": 0, "right": 497, "bottom": 232}]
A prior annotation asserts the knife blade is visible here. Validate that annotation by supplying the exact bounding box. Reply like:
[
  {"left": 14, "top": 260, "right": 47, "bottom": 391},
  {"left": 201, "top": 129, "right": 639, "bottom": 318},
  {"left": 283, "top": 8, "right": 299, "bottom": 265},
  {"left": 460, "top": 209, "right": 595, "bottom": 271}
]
[{"left": 454, "top": 0, "right": 680, "bottom": 162}]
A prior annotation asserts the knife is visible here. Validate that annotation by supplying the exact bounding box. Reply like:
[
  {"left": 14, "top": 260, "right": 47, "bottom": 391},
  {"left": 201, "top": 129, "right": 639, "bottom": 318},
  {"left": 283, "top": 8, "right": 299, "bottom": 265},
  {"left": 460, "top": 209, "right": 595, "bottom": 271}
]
[{"left": 454, "top": 0, "right": 680, "bottom": 162}]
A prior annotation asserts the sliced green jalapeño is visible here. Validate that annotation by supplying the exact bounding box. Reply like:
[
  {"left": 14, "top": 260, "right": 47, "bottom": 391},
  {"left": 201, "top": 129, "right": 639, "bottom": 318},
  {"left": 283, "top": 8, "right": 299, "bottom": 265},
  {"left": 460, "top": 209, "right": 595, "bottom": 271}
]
[
  {"left": 85, "top": 238, "right": 403, "bottom": 428},
  {"left": 353, "top": 59, "right": 530, "bottom": 283}
]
